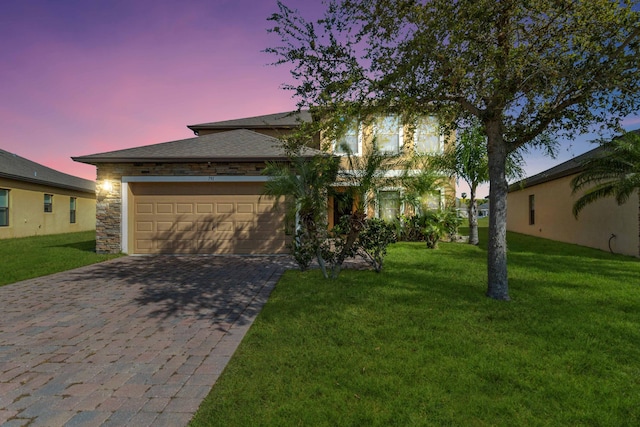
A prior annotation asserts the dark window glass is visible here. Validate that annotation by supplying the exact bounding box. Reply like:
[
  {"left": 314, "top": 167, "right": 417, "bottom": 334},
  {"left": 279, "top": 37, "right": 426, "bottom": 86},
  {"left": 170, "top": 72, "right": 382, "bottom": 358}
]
[
  {"left": 44, "top": 194, "right": 53, "bottom": 213},
  {"left": 0, "top": 189, "right": 8, "bottom": 226},
  {"left": 70, "top": 197, "right": 77, "bottom": 223}
]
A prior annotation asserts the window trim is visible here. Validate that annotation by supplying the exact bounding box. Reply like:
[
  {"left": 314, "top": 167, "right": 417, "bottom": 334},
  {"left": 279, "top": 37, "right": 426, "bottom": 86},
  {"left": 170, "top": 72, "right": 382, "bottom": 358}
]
[
  {"left": 44, "top": 194, "right": 53, "bottom": 213},
  {"left": 0, "top": 188, "right": 9, "bottom": 227},
  {"left": 332, "top": 121, "right": 362, "bottom": 156},
  {"left": 373, "top": 115, "right": 404, "bottom": 155},
  {"left": 376, "top": 188, "right": 403, "bottom": 221},
  {"left": 414, "top": 116, "right": 443, "bottom": 154}
]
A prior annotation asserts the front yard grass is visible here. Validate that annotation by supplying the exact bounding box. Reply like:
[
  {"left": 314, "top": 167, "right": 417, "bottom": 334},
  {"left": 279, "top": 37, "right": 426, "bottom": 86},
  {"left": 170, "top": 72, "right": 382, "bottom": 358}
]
[
  {"left": 191, "top": 226, "right": 640, "bottom": 426},
  {"left": 0, "top": 231, "right": 121, "bottom": 286}
]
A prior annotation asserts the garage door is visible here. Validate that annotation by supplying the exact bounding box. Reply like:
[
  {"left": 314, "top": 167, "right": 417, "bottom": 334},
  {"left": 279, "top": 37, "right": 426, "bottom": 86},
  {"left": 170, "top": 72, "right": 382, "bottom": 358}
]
[{"left": 130, "top": 182, "right": 289, "bottom": 254}]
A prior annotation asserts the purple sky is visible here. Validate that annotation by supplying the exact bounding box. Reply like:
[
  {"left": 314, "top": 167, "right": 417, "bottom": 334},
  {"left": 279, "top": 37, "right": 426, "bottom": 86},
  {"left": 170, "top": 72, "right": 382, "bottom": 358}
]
[{"left": 1, "top": 1, "right": 638, "bottom": 198}]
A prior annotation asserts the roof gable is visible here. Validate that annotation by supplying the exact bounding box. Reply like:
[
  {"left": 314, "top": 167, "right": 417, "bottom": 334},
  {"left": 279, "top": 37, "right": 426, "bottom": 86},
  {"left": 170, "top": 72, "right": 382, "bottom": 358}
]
[
  {"left": 187, "top": 110, "right": 311, "bottom": 133},
  {"left": 73, "top": 129, "right": 322, "bottom": 164},
  {"left": 0, "top": 149, "right": 95, "bottom": 193}
]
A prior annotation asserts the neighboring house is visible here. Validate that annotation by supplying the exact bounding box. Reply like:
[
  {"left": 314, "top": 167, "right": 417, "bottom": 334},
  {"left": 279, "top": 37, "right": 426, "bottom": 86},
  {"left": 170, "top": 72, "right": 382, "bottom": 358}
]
[
  {"left": 0, "top": 149, "right": 95, "bottom": 239},
  {"left": 478, "top": 202, "right": 489, "bottom": 218},
  {"left": 73, "top": 110, "right": 453, "bottom": 255},
  {"left": 507, "top": 145, "right": 639, "bottom": 257}
]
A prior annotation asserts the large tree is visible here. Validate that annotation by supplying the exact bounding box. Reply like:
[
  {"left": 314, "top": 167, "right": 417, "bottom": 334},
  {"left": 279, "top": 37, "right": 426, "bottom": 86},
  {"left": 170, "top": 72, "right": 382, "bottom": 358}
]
[{"left": 268, "top": 0, "right": 640, "bottom": 300}]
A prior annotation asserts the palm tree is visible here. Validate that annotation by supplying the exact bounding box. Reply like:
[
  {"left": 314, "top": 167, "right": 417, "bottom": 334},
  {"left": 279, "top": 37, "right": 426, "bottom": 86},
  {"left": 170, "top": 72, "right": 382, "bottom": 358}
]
[
  {"left": 430, "top": 123, "right": 525, "bottom": 245},
  {"left": 571, "top": 131, "right": 640, "bottom": 218},
  {"left": 263, "top": 155, "right": 340, "bottom": 275}
]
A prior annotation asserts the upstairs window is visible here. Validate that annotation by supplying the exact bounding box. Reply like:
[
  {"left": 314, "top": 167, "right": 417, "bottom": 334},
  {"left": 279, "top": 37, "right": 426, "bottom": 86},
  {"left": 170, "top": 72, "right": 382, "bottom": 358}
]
[
  {"left": 414, "top": 117, "right": 442, "bottom": 154},
  {"left": 44, "top": 194, "right": 53, "bottom": 213},
  {"left": 0, "top": 189, "right": 8, "bottom": 226},
  {"left": 374, "top": 116, "right": 403, "bottom": 154},
  {"left": 333, "top": 121, "right": 360, "bottom": 155},
  {"left": 70, "top": 197, "right": 77, "bottom": 224}
]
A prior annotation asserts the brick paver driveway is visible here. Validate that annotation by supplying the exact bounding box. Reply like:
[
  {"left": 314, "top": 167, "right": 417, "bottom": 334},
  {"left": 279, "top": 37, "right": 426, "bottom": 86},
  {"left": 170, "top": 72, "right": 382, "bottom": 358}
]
[{"left": 0, "top": 255, "right": 293, "bottom": 427}]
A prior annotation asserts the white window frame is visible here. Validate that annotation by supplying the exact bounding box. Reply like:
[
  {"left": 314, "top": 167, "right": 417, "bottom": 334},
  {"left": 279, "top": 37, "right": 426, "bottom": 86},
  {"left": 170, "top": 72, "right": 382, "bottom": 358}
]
[
  {"left": 376, "top": 187, "right": 404, "bottom": 221},
  {"left": 422, "top": 188, "right": 445, "bottom": 212},
  {"left": 373, "top": 115, "right": 404, "bottom": 155},
  {"left": 414, "top": 116, "right": 443, "bottom": 154},
  {"left": 44, "top": 194, "right": 53, "bottom": 213},
  {"left": 332, "top": 121, "right": 362, "bottom": 156}
]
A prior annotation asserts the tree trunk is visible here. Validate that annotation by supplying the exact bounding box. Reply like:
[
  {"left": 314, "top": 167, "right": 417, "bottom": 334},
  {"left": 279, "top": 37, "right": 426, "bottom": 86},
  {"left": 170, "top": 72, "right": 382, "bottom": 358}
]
[
  {"left": 485, "top": 121, "right": 510, "bottom": 301},
  {"left": 467, "top": 185, "right": 479, "bottom": 245}
]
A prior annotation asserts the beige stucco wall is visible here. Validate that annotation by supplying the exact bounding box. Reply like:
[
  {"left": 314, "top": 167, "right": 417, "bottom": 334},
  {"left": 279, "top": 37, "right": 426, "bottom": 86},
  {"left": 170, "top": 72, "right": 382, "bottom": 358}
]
[
  {"left": 325, "top": 119, "right": 457, "bottom": 206},
  {"left": 0, "top": 177, "right": 95, "bottom": 239},
  {"left": 507, "top": 174, "right": 639, "bottom": 257}
]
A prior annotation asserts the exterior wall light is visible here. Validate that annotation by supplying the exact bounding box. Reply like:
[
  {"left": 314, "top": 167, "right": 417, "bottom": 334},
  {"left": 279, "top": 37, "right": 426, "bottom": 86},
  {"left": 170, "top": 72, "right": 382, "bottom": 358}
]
[{"left": 102, "top": 180, "right": 113, "bottom": 193}]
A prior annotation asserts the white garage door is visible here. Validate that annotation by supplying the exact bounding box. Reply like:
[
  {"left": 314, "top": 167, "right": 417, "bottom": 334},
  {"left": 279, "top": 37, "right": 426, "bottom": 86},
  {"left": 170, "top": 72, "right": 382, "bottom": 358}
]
[{"left": 130, "top": 182, "right": 288, "bottom": 254}]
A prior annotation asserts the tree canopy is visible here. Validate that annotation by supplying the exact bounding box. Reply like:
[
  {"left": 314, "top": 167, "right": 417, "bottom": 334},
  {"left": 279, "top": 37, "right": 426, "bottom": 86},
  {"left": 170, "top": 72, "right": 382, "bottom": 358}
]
[{"left": 268, "top": 0, "right": 640, "bottom": 300}]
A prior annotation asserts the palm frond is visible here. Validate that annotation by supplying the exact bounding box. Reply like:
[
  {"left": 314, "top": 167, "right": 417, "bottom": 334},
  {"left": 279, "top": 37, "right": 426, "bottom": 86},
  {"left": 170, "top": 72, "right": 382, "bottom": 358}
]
[{"left": 571, "top": 131, "right": 640, "bottom": 217}]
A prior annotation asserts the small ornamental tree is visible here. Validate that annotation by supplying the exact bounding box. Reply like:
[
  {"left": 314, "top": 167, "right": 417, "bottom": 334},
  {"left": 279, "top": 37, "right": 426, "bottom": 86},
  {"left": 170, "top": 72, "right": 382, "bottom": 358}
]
[
  {"left": 429, "top": 121, "right": 531, "bottom": 245},
  {"left": 268, "top": 0, "right": 640, "bottom": 300}
]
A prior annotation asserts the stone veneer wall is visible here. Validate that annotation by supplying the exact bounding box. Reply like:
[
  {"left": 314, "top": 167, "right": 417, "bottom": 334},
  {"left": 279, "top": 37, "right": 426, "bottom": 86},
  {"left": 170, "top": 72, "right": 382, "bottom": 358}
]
[{"left": 95, "top": 162, "right": 270, "bottom": 254}]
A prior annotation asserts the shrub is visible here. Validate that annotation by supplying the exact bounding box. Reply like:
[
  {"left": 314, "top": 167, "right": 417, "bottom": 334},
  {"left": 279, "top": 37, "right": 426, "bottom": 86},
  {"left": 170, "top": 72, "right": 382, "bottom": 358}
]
[
  {"left": 289, "top": 228, "right": 316, "bottom": 271},
  {"left": 358, "top": 218, "right": 398, "bottom": 272}
]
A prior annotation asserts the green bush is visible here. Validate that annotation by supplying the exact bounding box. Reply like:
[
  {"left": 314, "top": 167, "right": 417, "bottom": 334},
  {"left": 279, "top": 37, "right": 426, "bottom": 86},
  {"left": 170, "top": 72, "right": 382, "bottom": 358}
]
[
  {"left": 395, "top": 209, "right": 463, "bottom": 246},
  {"left": 357, "top": 218, "right": 397, "bottom": 272}
]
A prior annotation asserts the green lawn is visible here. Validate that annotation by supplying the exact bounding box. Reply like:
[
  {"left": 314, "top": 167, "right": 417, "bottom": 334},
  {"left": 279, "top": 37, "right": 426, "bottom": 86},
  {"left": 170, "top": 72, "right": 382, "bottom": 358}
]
[
  {"left": 191, "top": 225, "right": 640, "bottom": 426},
  {"left": 0, "top": 231, "right": 121, "bottom": 286}
]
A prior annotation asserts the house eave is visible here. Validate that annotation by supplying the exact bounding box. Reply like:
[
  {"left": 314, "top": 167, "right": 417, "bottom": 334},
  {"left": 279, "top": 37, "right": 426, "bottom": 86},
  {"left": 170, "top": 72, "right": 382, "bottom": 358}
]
[
  {"left": 0, "top": 171, "right": 95, "bottom": 194},
  {"left": 72, "top": 156, "right": 303, "bottom": 165}
]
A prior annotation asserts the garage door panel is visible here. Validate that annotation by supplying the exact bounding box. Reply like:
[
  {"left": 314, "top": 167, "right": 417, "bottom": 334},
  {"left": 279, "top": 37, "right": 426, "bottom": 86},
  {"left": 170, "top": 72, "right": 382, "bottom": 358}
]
[
  {"left": 215, "top": 221, "right": 234, "bottom": 232},
  {"left": 177, "top": 221, "right": 194, "bottom": 231},
  {"left": 131, "top": 182, "right": 288, "bottom": 254},
  {"left": 136, "top": 221, "right": 153, "bottom": 232},
  {"left": 236, "top": 203, "right": 254, "bottom": 213},
  {"left": 216, "top": 203, "right": 234, "bottom": 213},
  {"left": 196, "top": 203, "right": 213, "bottom": 214},
  {"left": 137, "top": 239, "right": 154, "bottom": 250},
  {"left": 156, "top": 203, "right": 173, "bottom": 214},
  {"left": 177, "top": 203, "right": 193, "bottom": 214},
  {"left": 136, "top": 203, "right": 154, "bottom": 214},
  {"left": 196, "top": 221, "right": 215, "bottom": 231},
  {"left": 156, "top": 221, "right": 174, "bottom": 232},
  {"left": 257, "top": 204, "right": 278, "bottom": 214}
]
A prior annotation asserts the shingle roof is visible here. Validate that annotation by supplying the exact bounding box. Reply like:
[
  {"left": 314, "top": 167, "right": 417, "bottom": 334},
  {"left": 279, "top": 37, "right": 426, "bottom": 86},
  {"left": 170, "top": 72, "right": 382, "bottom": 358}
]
[
  {"left": 0, "top": 149, "right": 95, "bottom": 193},
  {"left": 509, "top": 130, "right": 640, "bottom": 191},
  {"left": 508, "top": 146, "right": 606, "bottom": 191},
  {"left": 72, "top": 129, "right": 323, "bottom": 164},
  {"left": 187, "top": 110, "right": 312, "bottom": 133}
]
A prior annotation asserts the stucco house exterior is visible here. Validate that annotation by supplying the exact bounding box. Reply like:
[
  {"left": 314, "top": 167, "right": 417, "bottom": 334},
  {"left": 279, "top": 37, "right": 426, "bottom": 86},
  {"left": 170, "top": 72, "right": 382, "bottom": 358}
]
[
  {"left": 0, "top": 149, "right": 95, "bottom": 239},
  {"left": 73, "top": 110, "right": 453, "bottom": 255},
  {"left": 507, "top": 144, "right": 639, "bottom": 257}
]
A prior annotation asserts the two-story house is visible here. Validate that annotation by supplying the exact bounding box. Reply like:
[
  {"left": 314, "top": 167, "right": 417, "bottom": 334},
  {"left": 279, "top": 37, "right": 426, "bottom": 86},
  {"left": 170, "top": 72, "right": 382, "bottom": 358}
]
[{"left": 73, "top": 110, "right": 453, "bottom": 255}]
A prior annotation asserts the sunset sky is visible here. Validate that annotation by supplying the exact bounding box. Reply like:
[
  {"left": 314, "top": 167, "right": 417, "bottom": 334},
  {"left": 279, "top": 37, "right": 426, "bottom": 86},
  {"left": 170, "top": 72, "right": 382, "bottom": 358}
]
[{"left": 2, "top": 0, "right": 639, "bottom": 197}]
